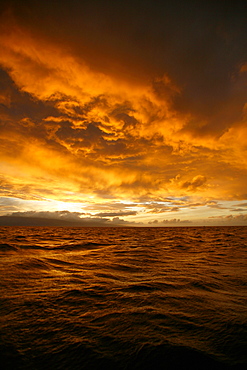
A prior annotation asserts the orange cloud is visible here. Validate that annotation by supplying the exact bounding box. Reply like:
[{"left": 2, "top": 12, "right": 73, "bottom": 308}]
[{"left": 0, "top": 11, "right": 247, "bottom": 224}]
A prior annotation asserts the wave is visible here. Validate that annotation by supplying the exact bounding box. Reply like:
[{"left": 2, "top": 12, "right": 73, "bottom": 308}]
[
  {"left": 56, "top": 242, "right": 110, "bottom": 251},
  {"left": 190, "top": 280, "right": 222, "bottom": 292},
  {"left": 0, "top": 241, "right": 111, "bottom": 253},
  {"left": 18, "top": 244, "right": 49, "bottom": 250},
  {"left": 0, "top": 243, "right": 18, "bottom": 251},
  {"left": 16, "top": 258, "right": 51, "bottom": 271},
  {"left": 121, "top": 281, "right": 191, "bottom": 293},
  {"left": 1, "top": 339, "right": 244, "bottom": 370},
  {"left": 130, "top": 342, "right": 244, "bottom": 370},
  {"left": 1, "top": 226, "right": 247, "bottom": 370},
  {"left": 44, "top": 258, "right": 76, "bottom": 267}
]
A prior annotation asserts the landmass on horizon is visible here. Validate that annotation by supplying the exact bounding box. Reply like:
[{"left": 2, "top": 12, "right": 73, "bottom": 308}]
[{"left": 0, "top": 212, "right": 246, "bottom": 227}]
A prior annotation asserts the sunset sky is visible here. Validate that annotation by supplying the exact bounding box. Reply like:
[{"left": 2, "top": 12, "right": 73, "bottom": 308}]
[{"left": 0, "top": 0, "right": 247, "bottom": 226}]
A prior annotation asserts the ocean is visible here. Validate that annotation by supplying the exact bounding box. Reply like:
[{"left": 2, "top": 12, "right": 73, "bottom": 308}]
[{"left": 0, "top": 226, "right": 246, "bottom": 369}]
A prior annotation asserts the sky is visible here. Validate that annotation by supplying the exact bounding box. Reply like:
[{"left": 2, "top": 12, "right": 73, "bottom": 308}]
[{"left": 0, "top": 0, "right": 247, "bottom": 226}]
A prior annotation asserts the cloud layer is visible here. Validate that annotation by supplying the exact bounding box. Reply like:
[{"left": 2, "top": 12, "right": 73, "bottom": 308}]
[{"left": 0, "top": 1, "right": 247, "bottom": 225}]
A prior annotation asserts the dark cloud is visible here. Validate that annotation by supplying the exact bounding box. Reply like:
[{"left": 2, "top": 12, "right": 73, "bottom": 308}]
[
  {"left": 162, "top": 219, "right": 191, "bottom": 225},
  {"left": 0, "top": 211, "right": 137, "bottom": 227},
  {"left": 94, "top": 211, "right": 137, "bottom": 217},
  {"left": 208, "top": 214, "right": 247, "bottom": 225},
  {"left": 5, "top": 0, "right": 246, "bottom": 138},
  {"left": 145, "top": 203, "right": 181, "bottom": 214},
  {"left": 10, "top": 210, "right": 85, "bottom": 220},
  {"left": 235, "top": 203, "right": 247, "bottom": 207},
  {"left": 148, "top": 218, "right": 191, "bottom": 225},
  {"left": 148, "top": 219, "right": 159, "bottom": 224},
  {"left": 0, "top": 69, "right": 58, "bottom": 122},
  {"left": 181, "top": 176, "right": 207, "bottom": 191}
]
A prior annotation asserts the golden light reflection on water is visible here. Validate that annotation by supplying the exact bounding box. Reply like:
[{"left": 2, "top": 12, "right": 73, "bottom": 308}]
[{"left": 1, "top": 226, "right": 247, "bottom": 368}]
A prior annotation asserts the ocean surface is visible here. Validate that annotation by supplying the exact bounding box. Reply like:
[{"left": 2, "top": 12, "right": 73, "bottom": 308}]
[{"left": 0, "top": 226, "right": 247, "bottom": 369}]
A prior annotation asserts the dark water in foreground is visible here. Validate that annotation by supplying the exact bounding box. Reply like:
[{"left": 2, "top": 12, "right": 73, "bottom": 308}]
[{"left": 0, "top": 226, "right": 247, "bottom": 369}]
